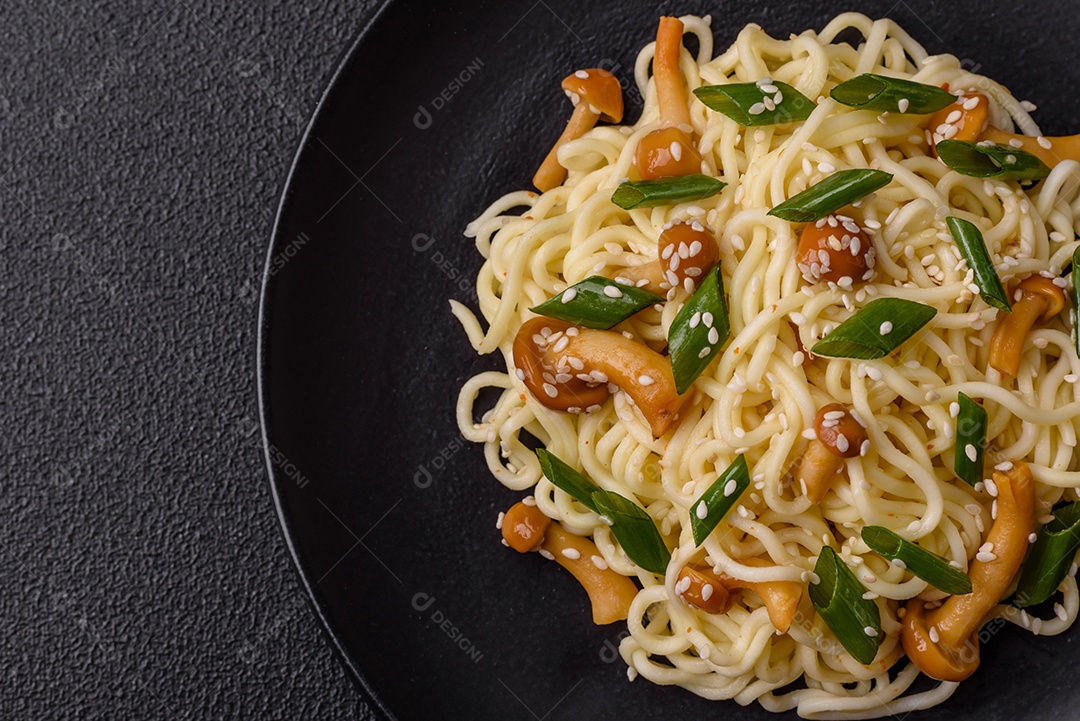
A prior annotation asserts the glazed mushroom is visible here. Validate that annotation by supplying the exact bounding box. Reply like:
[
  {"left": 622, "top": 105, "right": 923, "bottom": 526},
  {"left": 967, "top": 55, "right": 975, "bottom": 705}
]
[
  {"left": 613, "top": 220, "right": 720, "bottom": 295},
  {"left": 930, "top": 90, "right": 1080, "bottom": 167},
  {"left": 900, "top": 462, "right": 1035, "bottom": 681},
  {"left": 675, "top": 559, "right": 802, "bottom": 633},
  {"left": 533, "top": 68, "right": 625, "bottom": 193},
  {"left": 795, "top": 403, "right": 868, "bottom": 503},
  {"left": 720, "top": 557, "right": 803, "bottom": 633},
  {"left": 501, "top": 501, "right": 639, "bottom": 624},
  {"left": 988, "top": 275, "right": 1066, "bottom": 376},
  {"left": 634, "top": 17, "right": 703, "bottom": 179},
  {"left": 796, "top": 214, "right": 876, "bottom": 288},
  {"left": 513, "top": 317, "right": 687, "bottom": 436}
]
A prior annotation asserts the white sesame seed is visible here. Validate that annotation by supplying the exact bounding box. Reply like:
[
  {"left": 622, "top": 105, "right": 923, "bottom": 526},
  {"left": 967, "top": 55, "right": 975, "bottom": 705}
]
[
  {"left": 697, "top": 347, "right": 711, "bottom": 359},
  {"left": 701, "top": 583, "right": 714, "bottom": 601},
  {"left": 591, "top": 555, "right": 608, "bottom": 570},
  {"left": 542, "top": 383, "right": 558, "bottom": 398},
  {"left": 675, "top": 576, "right": 692, "bottom": 594},
  {"left": 561, "top": 288, "right": 577, "bottom": 303},
  {"left": 864, "top": 626, "right": 878, "bottom": 637},
  {"left": 638, "top": 374, "right": 654, "bottom": 386},
  {"left": 897, "top": 98, "right": 910, "bottom": 113},
  {"left": 879, "top": 321, "right": 893, "bottom": 335},
  {"left": 670, "top": 142, "right": 683, "bottom": 161},
  {"left": 603, "top": 285, "right": 623, "bottom": 298},
  {"left": 929, "top": 625, "right": 940, "bottom": 643},
  {"left": 708, "top": 327, "right": 720, "bottom": 344},
  {"left": 1029, "top": 533, "right": 1038, "bottom": 543},
  {"left": 965, "top": 444, "right": 977, "bottom": 462},
  {"left": 562, "top": 548, "right": 581, "bottom": 560},
  {"left": 723, "top": 479, "right": 738, "bottom": 497},
  {"left": 702, "top": 312, "right": 714, "bottom": 327},
  {"left": 836, "top": 434, "right": 850, "bottom": 453},
  {"left": 695, "top": 501, "right": 708, "bottom": 519},
  {"left": 860, "top": 439, "right": 871, "bottom": 456},
  {"left": 539, "top": 549, "right": 555, "bottom": 560}
]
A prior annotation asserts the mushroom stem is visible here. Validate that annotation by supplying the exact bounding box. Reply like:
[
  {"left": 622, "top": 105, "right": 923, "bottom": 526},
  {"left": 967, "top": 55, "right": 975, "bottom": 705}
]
[
  {"left": 612, "top": 262, "right": 666, "bottom": 295},
  {"left": 900, "top": 462, "right": 1035, "bottom": 681},
  {"left": 555, "top": 328, "right": 686, "bottom": 436},
  {"left": 542, "top": 523, "right": 639, "bottom": 624},
  {"left": 796, "top": 440, "right": 843, "bottom": 504},
  {"left": 654, "top": 16, "right": 691, "bottom": 128},
  {"left": 989, "top": 276, "right": 1066, "bottom": 376},
  {"left": 533, "top": 103, "right": 599, "bottom": 193},
  {"left": 718, "top": 557, "right": 803, "bottom": 633}
]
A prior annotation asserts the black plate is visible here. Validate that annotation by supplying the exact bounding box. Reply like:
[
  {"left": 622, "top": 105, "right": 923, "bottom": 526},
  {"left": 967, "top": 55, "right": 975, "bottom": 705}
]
[{"left": 259, "top": 2, "right": 1080, "bottom": 719}]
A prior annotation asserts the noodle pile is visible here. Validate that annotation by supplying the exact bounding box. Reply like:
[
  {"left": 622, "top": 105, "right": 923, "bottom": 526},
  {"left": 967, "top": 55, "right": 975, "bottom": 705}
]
[{"left": 451, "top": 13, "right": 1080, "bottom": 718}]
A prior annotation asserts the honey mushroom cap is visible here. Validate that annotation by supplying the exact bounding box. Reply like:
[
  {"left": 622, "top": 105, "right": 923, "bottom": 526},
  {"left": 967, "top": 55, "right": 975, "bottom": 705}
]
[
  {"left": 501, "top": 501, "right": 551, "bottom": 553},
  {"left": 716, "top": 557, "right": 803, "bottom": 633},
  {"left": 634, "top": 126, "right": 703, "bottom": 180},
  {"left": 796, "top": 215, "right": 874, "bottom": 286},
  {"left": 812, "top": 403, "right": 867, "bottom": 459},
  {"left": 675, "top": 564, "right": 732, "bottom": 614},
  {"left": 900, "top": 462, "right": 1036, "bottom": 681},
  {"left": 512, "top": 317, "right": 610, "bottom": 413},
  {"left": 928, "top": 90, "right": 989, "bottom": 146},
  {"left": 610, "top": 221, "right": 717, "bottom": 295},
  {"left": 988, "top": 275, "right": 1066, "bottom": 376},
  {"left": 560, "top": 68, "right": 624, "bottom": 123}
]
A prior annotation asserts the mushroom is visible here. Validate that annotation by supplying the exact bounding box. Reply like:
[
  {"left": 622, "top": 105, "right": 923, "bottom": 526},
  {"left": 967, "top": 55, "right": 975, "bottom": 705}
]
[
  {"left": 720, "top": 557, "right": 803, "bottom": 633},
  {"left": 900, "top": 461, "right": 1035, "bottom": 681},
  {"left": 795, "top": 403, "right": 868, "bottom": 503},
  {"left": 533, "top": 68, "right": 624, "bottom": 193},
  {"left": 675, "top": 564, "right": 733, "bottom": 614},
  {"left": 613, "top": 220, "right": 719, "bottom": 295},
  {"left": 512, "top": 318, "right": 687, "bottom": 436},
  {"left": 988, "top": 275, "right": 1065, "bottom": 376},
  {"left": 634, "top": 17, "right": 703, "bottom": 180},
  {"left": 501, "top": 501, "right": 639, "bottom": 624},
  {"left": 675, "top": 559, "right": 802, "bottom": 632},
  {"left": 796, "top": 214, "right": 876, "bottom": 288},
  {"left": 930, "top": 90, "right": 1080, "bottom": 167}
]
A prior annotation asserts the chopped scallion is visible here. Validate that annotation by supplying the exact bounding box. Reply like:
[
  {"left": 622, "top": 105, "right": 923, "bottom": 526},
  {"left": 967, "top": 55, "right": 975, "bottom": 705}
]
[
  {"left": 591, "top": 490, "right": 671, "bottom": 575},
  {"left": 612, "top": 174, "right": 726, "bottom": 210},
  {"left": 689, "top": 455, "right": 750, "bottom": 546},
  {"left": 953, "top": 392, "right": 986, "bottom": 488},
  {"left": 937, "top": 139, "right": 1051, "bottom": 182},
  {"left": 861, "top": 526, "right": 972, "bottom": 595},
  {"left": 768, "top": 169, "right": 893, "bottom": 223},
  {"left": 530, "top": 276, "right": 662, "bottom": 330},
  {"left": 536, "top": 449, "right": 601, "bottom": 513},
  {"left": 667, "top": 265, "right": 729, "bottom": 394},
  {"left": 1015, "top": 501, "right": 1080, "bottom": 607},
  {"left": 810, "top": 298, "right": 936, "bottom": 359},
  {"left": 693, "top": 80, "right": 815, "bottom": 126},
  {"left": 809, "top": 547, "right": 882, "bottom": 665},
  {"left": 946, "top": 216, "right": 1012, "bottom": 313},
  {"left": 830, "top": 74, "right": 955, "bottom": 114}
]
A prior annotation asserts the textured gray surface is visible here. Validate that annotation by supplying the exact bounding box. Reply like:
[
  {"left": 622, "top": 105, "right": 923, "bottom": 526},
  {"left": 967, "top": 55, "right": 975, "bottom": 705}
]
[{"left": 0, "top": 0, "right": 378, "bottom": 717}]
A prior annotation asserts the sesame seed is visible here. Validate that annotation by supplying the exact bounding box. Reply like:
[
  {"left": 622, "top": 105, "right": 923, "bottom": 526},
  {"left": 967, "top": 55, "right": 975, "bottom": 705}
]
[
  {"left": 897, "top": 98, "right": 910, "bottom": 113},
  {"left": 836, "top": 434, "right": 850, "bottom": 453},
  {"left": 965, "top": 444, "right": 977, "bottom": 462},
  {"left": 929, "top": 625, "right": 940, "bottom": 643},
  {"left": 695, "top": 501, "right": 708, "bottom": 519},
  {"left": 604, "top": 285, "right": 623, "bottom": 299},
  {"left": 708, "top": 327, "right": 719, "bottom": 344},
  {"left": 542, "top": 383, "right": 558, "bottom": 398},
  {"left": 561, "top": 288, "right": 577, "bottom": 303},
  {"left": 575, "top": 70, "right": 589, "bottom": 79},
  {"left": 994, "top": 461, "right": 1013, "bottom": 471},
  {"left": 976, "top": 551, "right": 997, "bottom": 563},
  {"left": 1029, "top": 533, "right": 1038, "bottom": 543},
  {"left": 879, "top": 321, "right": 893, "bottom": 335},
  {"left": 562, "top": 548, "right": 581, "bottom": 560},
  {"left": 860, "top": 439, "right": 871, "bottom": 456},
  {"left": 703, "top": 312, "right": 714, "bottom": 327},
  {"left": 670, "top": 142, "right": 683, "bottom": 161},
  {"left": 638, "top": 374, "right": 655, "bottom": 386},
  {"left": 864, "top": 626, "right": 878, "bottom": 637},
  {"left": 539, "top": 549, "right": 555, "bottom": 560},
  {"left": 748, "top": 102, "right": 766, "bottom": 115},
  {"left": 698, "top": 347, "right": 711, "bottom": 359},
  {"left": 591, "top": 555, "right": 608, "bottom": 570},
  {"left": 675, "top": 576, "right": 692, "bottom": 594},
  {"left": 723, "top": 479, "right": 738, "bottom": 497},
  {"left": 701, "top": 583, "right": 714, "bottom": 601}
]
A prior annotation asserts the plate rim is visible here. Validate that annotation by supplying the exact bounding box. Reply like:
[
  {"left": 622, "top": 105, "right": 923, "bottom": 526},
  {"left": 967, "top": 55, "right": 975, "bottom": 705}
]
[{"left": 256, "top": 0, "right": 397, "bottom": 717}]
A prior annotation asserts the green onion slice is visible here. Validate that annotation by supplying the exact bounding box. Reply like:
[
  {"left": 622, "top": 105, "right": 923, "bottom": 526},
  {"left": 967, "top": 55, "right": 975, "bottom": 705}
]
[
  {"left": 1072, "top": 246, "right": 1080, "bottom": 359},
  {"left": 810, "top": 297, "right": 936, "bottom": 359},
  {"left": 768, "top": 169, "right": 893, "bottom": 223},
  {"left": 536, "top": 449, "right": 601, "bottom": 513},
  {"left": 809, "top": 547, "right": 881, "bottom": 665},
  {"left": 690, "top": 455, "right": 750, "bottom": 546},
  {"left": 693, "top": 80, "right": 815, "bottom": 127},
  {"left": 1015, "top": 502, "right": 1080, "bottom": 607},
  {"left": 953, "top": 392, "right": 987, "bottom": 488},
  {"left": 591, "top": 490, "right": 671, "bottom": 575},
  {"left": 946, "top": 216, "right": 1012, "bottom": 313},
  {"left": 830, "top": 74, "right": 955, "bottom": 114},
  {"left": 612, "top": 175, "right": 726, "bottom": 210},
  {"left": 530, "top": 276, "right": 662, "bottom": 330},
  {"left": 668, "top": 265, "right": 729, "bottom": 394},
  {"left": 936, "top": 140, "right": 1051, "bottom": 182},
  {"left": 861, "top": 526, "right": 972, "bottom": 595}
]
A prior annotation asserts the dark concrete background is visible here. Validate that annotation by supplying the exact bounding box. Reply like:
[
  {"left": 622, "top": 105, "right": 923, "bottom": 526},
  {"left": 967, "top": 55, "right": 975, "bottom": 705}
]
[{"left": 0, "top": 0, "right": 379, "bottom": 717}]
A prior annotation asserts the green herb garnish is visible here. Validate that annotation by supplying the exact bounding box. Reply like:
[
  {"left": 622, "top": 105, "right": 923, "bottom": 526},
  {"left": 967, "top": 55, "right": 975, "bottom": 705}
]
[
  {"left": 937, "top": 140, "right": 1051, "bottom": 182},
  {"left": 768, "top": 169, "right": 893, "bottom": 223},
  {"left": 612, "top": 175, "right": 726, "bottom": 210},
  {"left": 810, "top": 298, "right": 936, "bottom": 359},
  {"left": 861, "top": 526, "right": 972, "bottom": 595},
  {"left": 689, "top": 455, "right": 750, "bottom": 546},
  {"left": 530, "top": 276, "right": 662, "bottom": 330},
  {"left": 693, "top": 80, "right": 815, "bottom": 126},
  {"left": 830, "top": 74, "right": 955, "bottom": 114},
  {"left": 668, "top": 265, "right": 729, "bottom": 394},
  {"left": 809, "top": 547, "right": 882, "bottom": 665},
  {"left": 953, "top": 392, "right": 987, "bottom": 488},
  {"left": 946, "top": 216, "right": 1012, "bottom": 313}
]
